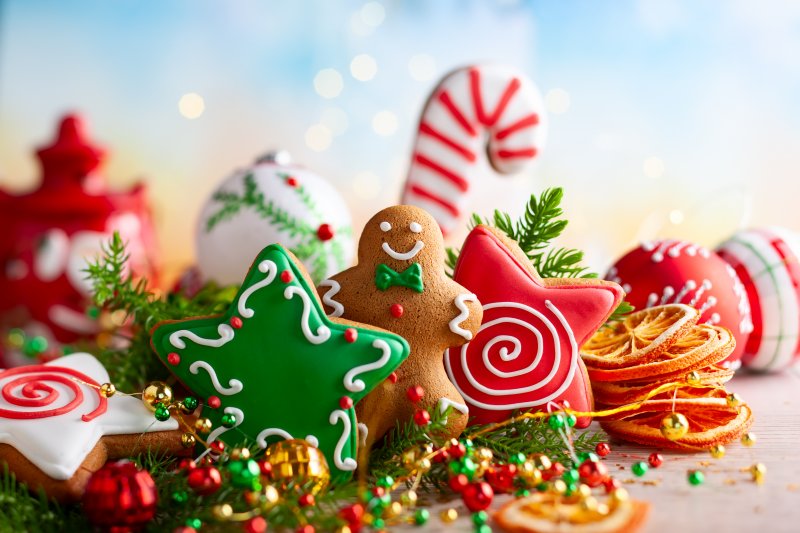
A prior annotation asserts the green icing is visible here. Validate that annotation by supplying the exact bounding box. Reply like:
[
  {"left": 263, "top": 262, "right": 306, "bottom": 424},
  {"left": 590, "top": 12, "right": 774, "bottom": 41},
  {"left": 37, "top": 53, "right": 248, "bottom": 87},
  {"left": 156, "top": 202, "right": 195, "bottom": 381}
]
[
  {"left": 374, "top": 263, "right": 424, "bottom": 293},
  {"left": 150, "top": 244, "right": 409, "bottom": 482}
]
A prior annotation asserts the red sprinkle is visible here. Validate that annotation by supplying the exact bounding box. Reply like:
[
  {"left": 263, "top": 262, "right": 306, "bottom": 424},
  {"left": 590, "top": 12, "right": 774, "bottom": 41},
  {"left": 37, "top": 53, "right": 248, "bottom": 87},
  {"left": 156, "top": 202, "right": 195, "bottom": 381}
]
[
  {"left": 280, "top": 270, "right": 293, "bottom": 283},
  {"left": 406, "top": 385, "right": 425, "bottom": 403},
  {"left": 286, "top": 176, "right": 298, "bottom": 187},
  {"left": 339, "top": 396, "right": 353, "bottom": 409},
  {"left": 595, "top": 442, "right": 611, "bottom": 457},
  {"left": 167, "top": 352, "right": 181, "bottom": 366},
  {"left": 230, "top": 316, "right": 243, "bottom": 329},
  {"left": 207, "top": 396, "right": 221, "bottom": 409},
  {"left": 387, "top": 372, "right": 399, "bottom": 384},
  {"left": 449, "top": 473, "right": 469, "bottom": 493},
  {"left": 344, "top": 328, "right": 358, "bottom": 343},
  {"left": 390, "top": 303, "right": 404, "bottom": 318},
  {"left": 316, "top": 223, "right": 334, "bottom": 241},
  {"left": 413, "top": 409, "right": 431, "bottom": 426},
  {"left": 177, "top": 458, "right": 196, "bottom": 472},
  {"left": 648, "top": 452, "right": 664, "bottom": 468},
  {"left": 209, "top": 440, "right": 225, "bottom": 454},
  {"left": 371, "top": 486, "right": 386, "bottom": 498},
  {"left": 298, "top": 493, "right": 315, "bottom": 507},
  {"left": 603, "top": 477, "right": 622, "bottom": 493}
]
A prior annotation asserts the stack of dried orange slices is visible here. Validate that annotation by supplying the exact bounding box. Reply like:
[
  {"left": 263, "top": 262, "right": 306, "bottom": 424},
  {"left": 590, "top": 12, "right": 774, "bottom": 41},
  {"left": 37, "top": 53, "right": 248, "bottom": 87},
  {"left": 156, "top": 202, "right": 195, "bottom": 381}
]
[{"left": 580, "top": 304, "right": 753, "bottom": 450}]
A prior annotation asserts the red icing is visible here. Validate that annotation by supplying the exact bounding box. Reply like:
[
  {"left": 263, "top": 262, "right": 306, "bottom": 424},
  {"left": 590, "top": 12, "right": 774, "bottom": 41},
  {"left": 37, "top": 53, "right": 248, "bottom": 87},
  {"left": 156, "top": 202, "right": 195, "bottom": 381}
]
[
  {"left": 343, "top": 328, "right": 358, "bottom": 343},
  {"left": 207, "top": 396, "right": 221, "bottom": 409},
  {"left": 316, "top": 224, "right": 334, "bottom": 242},
  {"left": 167, "top": 352, "right": 181, "bottom": 366},
  {"left": 0, "top": 364, "right": 107, "bottom": 421},
  {"left": 608, "top": 239, "right": 750, "bottom": 364},
  {"left": 387, "top": 371, "right": 398, "bottom": 384},
  {"left": 390, "top": 303, "right": 404, "bottom": 318},
  {"left": 339, "top": 396, "right": 353, "bottom": 409},
  {"left": 446, "top": 226, "right": 623, "bottom": 428},
  {"left": 230, "top": 316, "right": 243, "bottom": 329},
  {"left": 471, "top": 68, "right": 519, "bottom": 127},
  {"left": 280, "top": 270, "right": 293, "bottom": 283},
  {"left": 285, "top": 176, "right": 298, "bottom": 187}
]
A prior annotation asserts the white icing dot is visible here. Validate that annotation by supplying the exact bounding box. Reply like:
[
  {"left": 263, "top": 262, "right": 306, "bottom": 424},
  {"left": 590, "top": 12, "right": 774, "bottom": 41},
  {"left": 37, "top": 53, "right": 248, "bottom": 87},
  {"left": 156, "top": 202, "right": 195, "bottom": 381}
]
[
  {"left": 409, "top": 221, "right": 422, "bottom": 233},
  {"left": 379, "top": 221, "right": 392, "bottom": 232}
]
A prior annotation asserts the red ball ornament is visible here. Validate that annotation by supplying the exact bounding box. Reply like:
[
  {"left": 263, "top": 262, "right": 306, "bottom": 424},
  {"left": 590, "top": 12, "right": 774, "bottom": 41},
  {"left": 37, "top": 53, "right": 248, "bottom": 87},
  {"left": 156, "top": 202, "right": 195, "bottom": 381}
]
[
  {"left": 285, "top": 176, "right": 298, "bottom": 187},
  {"left": 187, "top": 465, "right": 223, "bottom": 495},
  {"left": 603, "top": 477, "right": 623, "bottom": 493},
  {"left": 209, "top": 440, "right": 226, "bottom": 454},
  {"left": 433, "top": 447, "right": 450, "bottom": 463},
  {"left": 173, "top": 528, "right": 197, "bottom": 533},
  {"left": 297, "top": 526, "right": 315, "bottom": 533},
  {"left": 648, "top": 453, "right": 664, "bottom": 468},
  {"left": 299, "top": 493, "right": 315, "bottom": 507},
  {"left": 244, "top": 516, "right": 268, "bottom": 533},
  {"left": 406, "top": 385, "right": 425, "bottom": 403},
  {"left": 607, "top": 239, "right": 752, "bottom": 366},
  {"left": 462, "top": 481, "right": 494, "bottom": 512},
  {"left": 316, "top": 223, "right": 335, "bottom": 241},
  {"left": 371, "top": 486, "right": 386, "bottom": 498},
  {"left": 543, "top": 461, "right": 565, "bottom": 480},
  {"left": 82, "top": 460, "right": 158, "bottom": 530},
  {"left": 259, "top": 460, "right": 273, "bottom": 478},
  {"left": 207, "top": 395, "right": 222, "bottom": 409},
  {"left": 485, "top": 464, "right": 517, "bottom": 493},
  {"left": 448, "top": 473, "right": 469, "bottom": 493},
  {"left": 413, "top": 409, "right": 431, "bottom": 425},
  {"left": 177, "top": 458, "right": 197, "bottom": 472},
  {"left": 447, "top": 442, "right": 466, "bottom": 459},
  {"left": 339, "top": 502, "right": 365, "bottom": 530},
  {"left": 578, "top": 459, "right": 609, "bottom": 488},
  {"left": 595, "top": 442, "right": 611, "bottom": 457}
]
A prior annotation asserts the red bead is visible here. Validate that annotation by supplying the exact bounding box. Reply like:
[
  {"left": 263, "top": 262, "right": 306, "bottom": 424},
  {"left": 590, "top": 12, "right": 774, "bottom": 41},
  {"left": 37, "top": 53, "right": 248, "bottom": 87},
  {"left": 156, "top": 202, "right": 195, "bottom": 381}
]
[
  {"left": 433, "top": 448, "right": 450, "bottom": 463},
  {"left": 230, "top": 316, "right": 243, "bottom": 329},
  {"left": 387, "top": 372, "right": 398, "bottom": 384},
  {"left": 447, "top": 443, "right": 466, "bottom": 459},
  {"left": 187, "top": 466, "right": 222, "bottom": 495},
  {"left": 316, "top": 223, "right": 335, "bottom": 241},
  {"left": 595, "top": 442, "right": 611, "bottom": 457},
  {"left": 209, "top": 440, "right": 226, "bottom": 454},
  {"left": 578, "top": 459, "right": 609, "bottom": 488},
  {"left": 173, "top": 528, "right": 196, "bottom": 533},
  {"left": 244, "top": 516, "right": 268, "bottom": 533},
  {"left": 339, "top": 396, "right": 354, "bottom": 409},
  {"left": 344, "top": 328, "right": 358, "bottom": 343},
  {"left": 462, "top": 481, "right": 494, "bottom": 512},
  {"left": 280, "top": 270, "right": 293, "bottom": 283},
  {"left": 543, "top": 461, "right": 565, "bottom": 480},
  {"left": 177, "top": 458, "right": 197, "bottom": 472},
  {"left": 297, "top": 526, "right": 315, "bottom": 533},
  {"left": 259, "top": 460, "right": 273, "bottom": 478},
  {"left": 339, "top": 503, "right": 365, "bottom": 532},
  {"left": 167, "top": 352, "right": 181, "bottom": 365},
  {"left": 299, "top": 493, "right": 315, "bottom": 507},
  {"left": 406, "top": 385, "right": 425, "bottom": 403},
  {"left": 371, "top": 486, "right": 386, "bottom": 497},
  {"left": 390, "top": 303, "right": 404, "bottom": 317},
  {"left": 82, "top": 461, "right": 157, "bottom": 529},
  {"left": 485, "top": 464, "right": 517, "bottom": 493},
  {"left": 648, "top": 453, "right": 664, "bottom": 468},
  {"left": 448, "top": 473, "right": 469, "bottom": 493},
  {"left": 286, "top": 176, "right": 298, "bottom": 187},
  {"left": 603, "top": 477, "right": 623, "bottom": 493},
  {"left": 413, "top": 409, "right": 430, "bottom": 426},
  {"left": 207, "top": 396, "right": 221, "bottom": 409}
]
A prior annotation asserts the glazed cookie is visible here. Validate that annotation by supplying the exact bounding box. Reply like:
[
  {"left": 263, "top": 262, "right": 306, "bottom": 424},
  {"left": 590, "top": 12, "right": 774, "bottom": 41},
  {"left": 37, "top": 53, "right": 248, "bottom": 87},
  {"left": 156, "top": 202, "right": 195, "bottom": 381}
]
[
  {"left": 318, "top": 205, "right": 483, "bottom": 448},
  {"left": 151, "top": 244, "right": 409, "bottom": 483},
  {"left": 445, "top": 226, "right": 624, "bottom": 427},
  {"left": 0, "top": 353, "right": 181, "bottom": 502}
]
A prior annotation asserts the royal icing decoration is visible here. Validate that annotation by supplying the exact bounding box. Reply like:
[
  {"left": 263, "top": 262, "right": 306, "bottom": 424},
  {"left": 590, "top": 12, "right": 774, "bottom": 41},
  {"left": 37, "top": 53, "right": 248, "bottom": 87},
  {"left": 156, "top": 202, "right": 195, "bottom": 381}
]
[
  {"left": 401, "top": 65, "right": 547, "bottom": 234},
  {"left": 0, "top": 353, "right": 177, "bottom": 480},
  {"left": 716, "top": 227, "right": 800, "bottom": 372},
  {"left": 445, "top": 226, "right": 623, "bottom": 427},
  {"left": 450, "top": 293, "right": 479, "bottom": 341},
  {"left": 319, "top": 279, "right": 345, "bottom": 318},
  {"left": 151, "top": 244, "right": 409, "bottom": 482},
  {"left": 196, "top": 155, "right": 353, "bottom": 286},
  {"left": 607, "top": 238, "right": 753, "bottom": 366}
]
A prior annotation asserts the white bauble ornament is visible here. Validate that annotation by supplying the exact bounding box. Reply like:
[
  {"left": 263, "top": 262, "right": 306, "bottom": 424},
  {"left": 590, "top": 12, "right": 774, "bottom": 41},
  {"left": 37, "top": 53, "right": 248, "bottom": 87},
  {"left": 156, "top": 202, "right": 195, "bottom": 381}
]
[{"left": 196, "top": 155, "right": 353, "bottom": 285}]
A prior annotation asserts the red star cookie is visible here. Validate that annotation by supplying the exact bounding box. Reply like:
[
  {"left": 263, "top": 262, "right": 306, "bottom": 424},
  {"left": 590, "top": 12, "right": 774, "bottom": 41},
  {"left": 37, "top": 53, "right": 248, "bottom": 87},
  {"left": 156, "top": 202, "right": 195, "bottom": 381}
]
[{"left": 445, "top": 226, "right": 623, "bottom": 427}]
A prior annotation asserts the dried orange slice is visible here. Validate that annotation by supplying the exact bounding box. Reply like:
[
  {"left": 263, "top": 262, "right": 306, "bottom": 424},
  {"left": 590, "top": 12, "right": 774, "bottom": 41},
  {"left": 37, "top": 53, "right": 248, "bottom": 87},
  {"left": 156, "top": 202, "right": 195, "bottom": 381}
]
[
  {"left": 581, "top": 305, "right": 698, "bottom": 369},
  {"left": 588, "top": 324, "right": 728, "bottom": 382},
  {"left": 600, "top": 400, "right": 753, "bottom": 449},
  {"left": 592, "top": 365, "right": 735, "bottom": 405},
  {"left": 495, "top": 492, "right": 649, "bottom": 533}
]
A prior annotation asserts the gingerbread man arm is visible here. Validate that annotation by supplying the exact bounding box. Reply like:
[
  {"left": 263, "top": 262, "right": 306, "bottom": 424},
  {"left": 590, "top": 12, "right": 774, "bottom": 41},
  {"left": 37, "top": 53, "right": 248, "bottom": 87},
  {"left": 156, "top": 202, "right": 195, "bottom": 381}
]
[{"left": 444, "top": 281, "right": 483, "bottom": 346}]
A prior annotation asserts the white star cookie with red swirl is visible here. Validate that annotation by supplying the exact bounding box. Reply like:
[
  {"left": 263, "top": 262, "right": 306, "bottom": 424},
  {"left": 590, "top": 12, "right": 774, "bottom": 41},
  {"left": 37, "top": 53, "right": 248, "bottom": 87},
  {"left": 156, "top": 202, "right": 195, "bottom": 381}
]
[
  {"left": 445, "top": 226, "right": 624, "bottom": 427},
  {"left": 0, "top": 353, "right": 181, "bottom": 501}
]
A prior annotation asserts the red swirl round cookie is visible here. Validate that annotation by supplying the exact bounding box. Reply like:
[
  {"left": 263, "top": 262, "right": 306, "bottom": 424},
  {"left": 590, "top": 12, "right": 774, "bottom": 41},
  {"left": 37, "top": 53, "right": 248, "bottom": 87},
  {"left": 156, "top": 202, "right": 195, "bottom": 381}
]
[
  {"left": 445, "top": 226, "right": 623, "bottom": 427},
  {"left": 607, "top": 239, "right": 752, "bottom": 367}
]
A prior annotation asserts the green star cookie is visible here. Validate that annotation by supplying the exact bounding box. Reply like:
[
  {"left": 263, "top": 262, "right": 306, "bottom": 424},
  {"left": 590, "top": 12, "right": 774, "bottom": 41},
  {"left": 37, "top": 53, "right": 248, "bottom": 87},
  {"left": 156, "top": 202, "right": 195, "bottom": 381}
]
[{"left": 150, "top": 244, "right": 409, "bottom": 482}]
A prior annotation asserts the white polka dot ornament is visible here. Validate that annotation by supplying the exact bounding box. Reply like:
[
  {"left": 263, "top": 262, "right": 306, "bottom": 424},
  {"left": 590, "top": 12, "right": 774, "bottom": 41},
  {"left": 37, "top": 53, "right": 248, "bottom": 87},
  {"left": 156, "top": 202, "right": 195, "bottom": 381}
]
[
  {"left": 607, "top": 239, "right": 753, "bottom": 368},
  {"left": 196, "top": 153, "right": 354, "bottom": 286},
  {"left": 716, "top": 227, "right": 800, "bottom": 372}
]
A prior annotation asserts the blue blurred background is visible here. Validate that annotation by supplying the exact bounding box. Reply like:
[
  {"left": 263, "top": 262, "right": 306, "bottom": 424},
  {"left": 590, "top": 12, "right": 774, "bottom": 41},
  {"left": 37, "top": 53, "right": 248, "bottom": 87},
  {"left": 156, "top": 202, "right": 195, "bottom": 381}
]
[{"left": 1, "top": 0, "right": 798, "bottom": 281}]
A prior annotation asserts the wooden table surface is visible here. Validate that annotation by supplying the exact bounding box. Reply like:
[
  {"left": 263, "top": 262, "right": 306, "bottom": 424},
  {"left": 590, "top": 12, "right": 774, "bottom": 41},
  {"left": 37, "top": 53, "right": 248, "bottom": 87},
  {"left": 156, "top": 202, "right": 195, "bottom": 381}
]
[{"left": 403, "top": 367, "right": 800, "bottom": 532}]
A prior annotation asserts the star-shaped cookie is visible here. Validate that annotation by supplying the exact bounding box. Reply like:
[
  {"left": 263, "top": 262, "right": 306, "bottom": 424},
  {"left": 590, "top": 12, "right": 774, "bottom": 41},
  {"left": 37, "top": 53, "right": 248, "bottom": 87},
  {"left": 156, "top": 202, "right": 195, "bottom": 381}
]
[
  {"left": 150, "top": 244, "right": 409, "bottom": 482},
  {"left": 0, "top": 353, "right": 180, "bottom": 502},
  {"left": 445, "top": 226, "right": 624, "bottom": 427}
]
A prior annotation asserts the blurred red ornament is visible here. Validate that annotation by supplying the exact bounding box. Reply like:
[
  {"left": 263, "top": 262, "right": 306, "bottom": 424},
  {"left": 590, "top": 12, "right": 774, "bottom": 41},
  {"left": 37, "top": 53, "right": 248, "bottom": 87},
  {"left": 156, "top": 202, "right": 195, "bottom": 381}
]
[
  {"left": 595, "top": 442, "right": 611, "bottom": 457},
  {"left": 244, "top": 516, "right": 268, "bottom": 533},
  {"left": 406, "top": 385, "right": 425, "bottom": 403},
  {"left": 485, "top": 464, "right": 517, "bottom": 493},
  {"left": 648, "top": 453, "right": 663, "bottom": 468},
  {"left": 0, "top": 114, "right": 158, "bottom": 366},
  {"left": 578, "top": 459, "right": 608, "bottom": 488},
  {"left": 339, "top": 503, "right": 365, "bottom": 532},
  {"left": 187, "top": 465, "right": 222, "bottom": 495},
  {"left": 82, "top": 460, "right": 157, "bottom": 531},
  {"left": 413, "top": 409, "right": 430, "bottom": 425},
  {"left": 462, "top": 481, "right": 494, "bottom": 511},
  {"left": 448, "top": 473, "right": 469, "bottom": 493}
]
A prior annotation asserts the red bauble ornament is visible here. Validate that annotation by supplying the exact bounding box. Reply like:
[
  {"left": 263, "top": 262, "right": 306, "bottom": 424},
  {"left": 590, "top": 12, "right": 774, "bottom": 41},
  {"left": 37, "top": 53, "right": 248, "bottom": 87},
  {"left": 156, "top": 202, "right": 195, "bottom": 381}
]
[
  {"left": 485, "top": 464, "right": 517, "bottom": 493},
  {"left": 578, "top": 459, "right": 609, "bottom": 488},
  {"left": 177, "top": 458, "right": 197, "bottom": 472},
  {"left": 406, "top": 385, "right": 425, "bottom": 403},
  {"left": 339, "top": 503, "right": 365, "bottom": 532},
  {"left": 648, "top": 453, "right": 664, "bottom": 468},
  {"left": 82, "top": 460, "right": 157, "bottom": 530},
  {"left": 316, "top": 223, "right": 335, "bottom": 241},
  {"left": 543, "top": 461, "right": 565, "bottom": 481},
  {"left": 595, "top": 442, "right": 611, "bottom": 457},
  {"left": 447, "top": 442, "right": 466, "bottom": 459},
  {"left": 187, "top": 465, "right": 223, "bottom": 495},
  {"left": 462, "top": 481, "right": 494, "bottom": 512},
  {"left": 603, "top": 477, "right": 622, "bottom": 493},
  {"left": 297, "top": 526, "right": 315, "bottom": 533},
  {"left": 244, "top": 516, "right": 268, "bottom": 533},
  {"left": 299, "top": 493, "right": 315, "bottom": 507},
  {"left": 607, "top": 239, "right": 753, "bottom": 366},
  {"left": 449, "top": 473, "right": 469, "bottom": 493},
  {"left": 259, "top": 460, "right": 273, "bottom": 478},
  {"left": 0, "top": 115, "right": 158, "bottom": 366}
]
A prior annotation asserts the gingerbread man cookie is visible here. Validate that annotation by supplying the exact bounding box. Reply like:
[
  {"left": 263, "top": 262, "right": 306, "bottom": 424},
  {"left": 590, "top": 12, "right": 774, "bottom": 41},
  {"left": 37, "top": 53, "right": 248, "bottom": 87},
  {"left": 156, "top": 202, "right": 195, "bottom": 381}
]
[{"left": 318, "top": 205, "right": 483, "bottom": 448}]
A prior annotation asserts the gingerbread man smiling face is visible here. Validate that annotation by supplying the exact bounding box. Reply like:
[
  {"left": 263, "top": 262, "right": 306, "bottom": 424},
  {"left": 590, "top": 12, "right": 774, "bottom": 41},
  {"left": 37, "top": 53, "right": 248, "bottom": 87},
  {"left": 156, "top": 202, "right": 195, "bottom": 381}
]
[{"left": 319, "top": 205, "right": 482, "bottom": 448}]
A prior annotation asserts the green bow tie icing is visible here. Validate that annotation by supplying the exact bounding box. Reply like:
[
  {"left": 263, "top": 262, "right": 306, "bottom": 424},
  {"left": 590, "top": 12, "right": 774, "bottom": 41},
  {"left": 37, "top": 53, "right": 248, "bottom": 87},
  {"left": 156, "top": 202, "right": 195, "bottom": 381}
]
[
  {"left": 150, "top": 244, "right": 409, "bottom": 482},
  {"left": 374, "top": 262, "right": 424, "bottom": 293}
]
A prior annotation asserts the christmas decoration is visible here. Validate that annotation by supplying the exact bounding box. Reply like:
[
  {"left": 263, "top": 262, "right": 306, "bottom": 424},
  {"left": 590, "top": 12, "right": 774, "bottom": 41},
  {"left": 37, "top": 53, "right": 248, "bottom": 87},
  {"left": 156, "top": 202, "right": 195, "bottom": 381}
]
[
  {"left": 82, "top": 460, "right": 157, "bottom": 530},
  {"left": 264, "top": 439, "right": 331, "bottom": 494},
  {"left": 150, "top": 243, "right": 409, "bottom": 482},
  {"left": 445, "top": 223, "right": 623, "bottom": 427},
  {"left": 0, "top": 114, "right": 158, "bottom": 366},
  {"left": 401, "top": 64, "right": 547, "bottom": 234},
  {"left": 607, "top": 239, "right": 752, "bottom": 366},
  {"left": 195, "top": 153, "right": 353, "bottom": 285},
  {"left": 715, "top": 227, "right": 800, "bottom": 372}
]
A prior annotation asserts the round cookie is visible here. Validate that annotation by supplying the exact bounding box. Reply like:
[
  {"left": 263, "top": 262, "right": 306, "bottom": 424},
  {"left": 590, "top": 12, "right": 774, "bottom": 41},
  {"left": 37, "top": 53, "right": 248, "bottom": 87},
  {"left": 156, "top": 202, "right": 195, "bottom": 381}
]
[
  {"left": 318, "top": 206, "right": 483, "bottom": 447},
  {"left": 196, "top": 154, "right": 354, "bottom": 286}
]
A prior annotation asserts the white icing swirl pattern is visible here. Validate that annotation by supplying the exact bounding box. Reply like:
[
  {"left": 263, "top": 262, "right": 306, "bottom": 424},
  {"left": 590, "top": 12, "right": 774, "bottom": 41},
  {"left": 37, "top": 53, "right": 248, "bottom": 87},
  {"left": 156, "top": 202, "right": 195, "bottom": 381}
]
[
  {"left": 343, "top": 339, "right": 391, "bottom": 392},
  {"left": 283, "top": 286, "right": 331, "bottom": 344},
  {"left": 329, "top": 409, "right": 357, "bottom": 471},
  {"left": 238, "top": 260, "right": 277, "bottom": 318},
  {"left": 319, "top": 279, "right": 345, "bottom": 318},
  {"left": 189, "top": 361, "right": 243, "bottom": 396},
  {"left": 170, "top": 324, "right": 235, "bottom": 349},
  {"left": 449, "top": 293, "right": 478, "bottom": 341}
]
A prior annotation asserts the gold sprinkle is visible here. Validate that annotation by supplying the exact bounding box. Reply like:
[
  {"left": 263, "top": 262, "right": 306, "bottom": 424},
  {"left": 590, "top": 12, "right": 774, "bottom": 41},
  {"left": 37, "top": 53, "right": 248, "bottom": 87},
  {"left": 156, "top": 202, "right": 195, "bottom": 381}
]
[
  {"left": 787, "top": 484, "right": 799, "bottom": 492},
  {"left": 724, "top": 479, "right": 737, "bottom": 486}
]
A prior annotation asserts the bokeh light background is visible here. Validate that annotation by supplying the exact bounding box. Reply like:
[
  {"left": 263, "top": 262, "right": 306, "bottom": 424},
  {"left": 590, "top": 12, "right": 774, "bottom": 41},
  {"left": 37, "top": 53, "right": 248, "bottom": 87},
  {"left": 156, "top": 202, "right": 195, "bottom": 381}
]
[{"left": 1, "top": 0, "right": 798, "bottom": 283}]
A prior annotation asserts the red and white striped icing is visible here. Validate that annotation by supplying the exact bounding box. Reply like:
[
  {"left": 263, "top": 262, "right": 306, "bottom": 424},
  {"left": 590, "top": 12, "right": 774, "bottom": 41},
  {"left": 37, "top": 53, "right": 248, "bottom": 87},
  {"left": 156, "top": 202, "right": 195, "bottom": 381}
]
[
  {"left": 401, "top": 65, "right": 547, "bottom": 234},
  {"left": 716, "top": 227, "right": 800, "bottom": 372}
]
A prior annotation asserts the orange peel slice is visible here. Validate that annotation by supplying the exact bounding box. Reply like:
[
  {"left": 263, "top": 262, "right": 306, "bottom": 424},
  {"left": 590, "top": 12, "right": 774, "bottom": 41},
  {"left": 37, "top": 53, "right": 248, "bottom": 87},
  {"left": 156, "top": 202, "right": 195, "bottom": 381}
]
[{"left": 592, "top": 364, "right": 735, "bottom": 405}]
